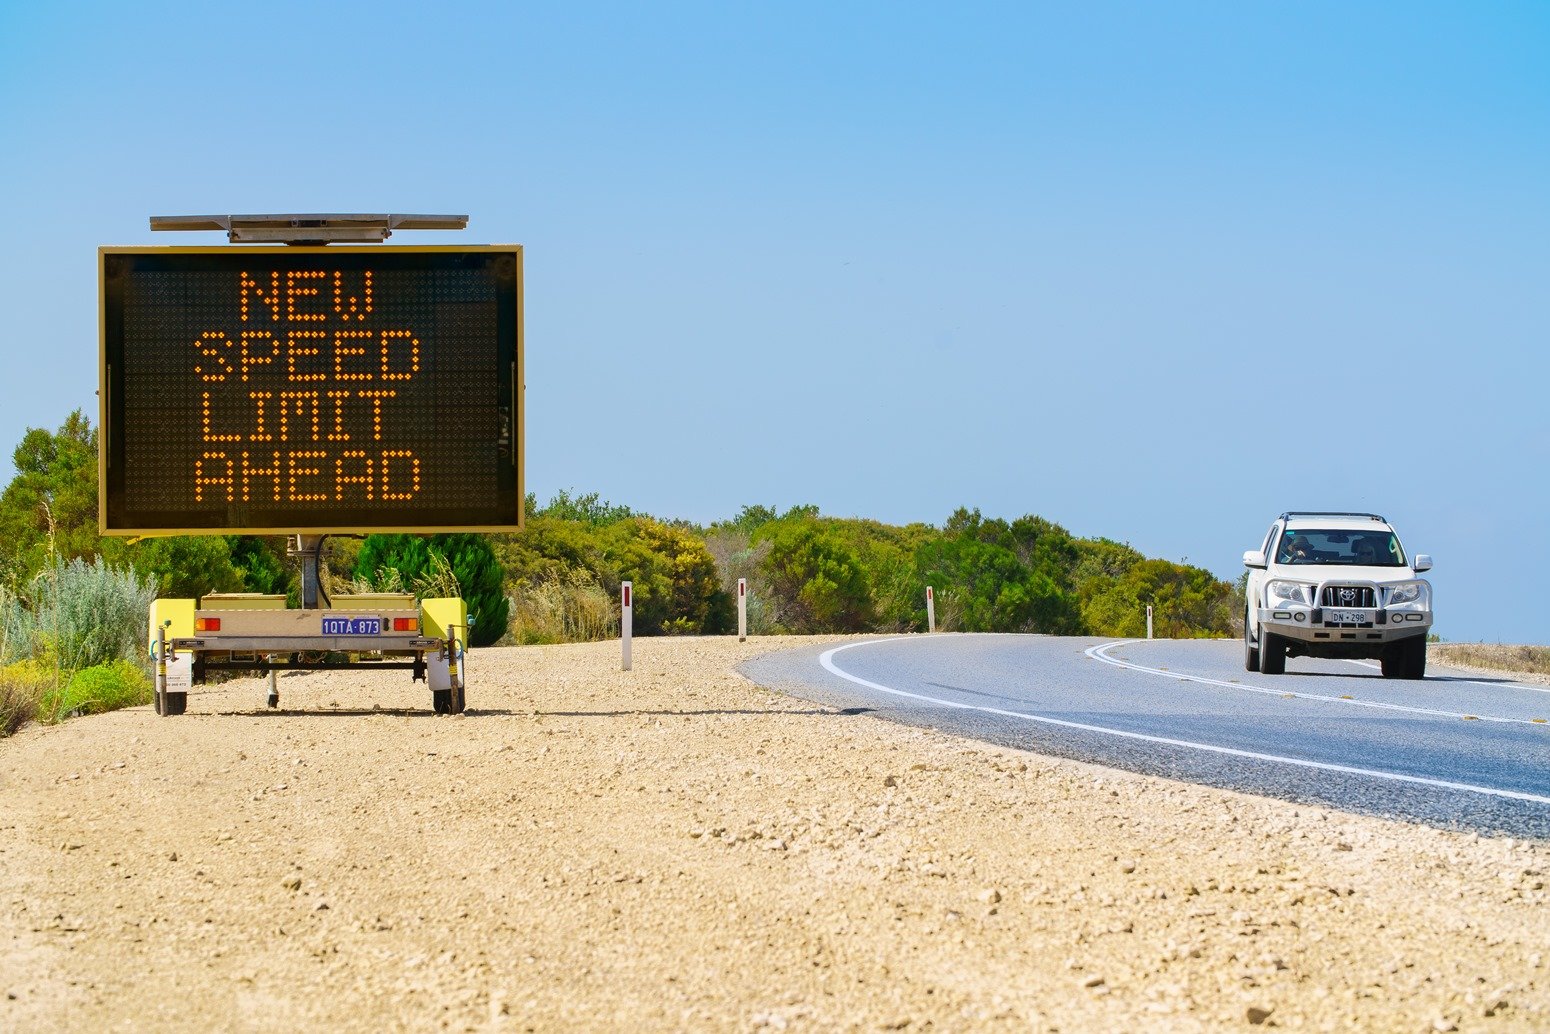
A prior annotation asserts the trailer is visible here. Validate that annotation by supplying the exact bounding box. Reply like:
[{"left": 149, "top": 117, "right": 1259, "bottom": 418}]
[{"left": 150, "top": 590, "right": 470, "bottom": 716}]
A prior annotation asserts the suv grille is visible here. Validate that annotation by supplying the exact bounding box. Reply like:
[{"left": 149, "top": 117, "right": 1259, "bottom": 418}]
[{"left": 1321, "top": 586, "right": 1376, "bottom": 608}]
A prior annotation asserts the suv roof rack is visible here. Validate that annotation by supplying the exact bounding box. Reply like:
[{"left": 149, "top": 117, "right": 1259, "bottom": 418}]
[{"left": 1280, "top": 511, "right": 1386, "bottom": 523}]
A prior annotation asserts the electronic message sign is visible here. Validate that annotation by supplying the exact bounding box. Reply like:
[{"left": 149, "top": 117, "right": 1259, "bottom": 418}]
[{"left": 99, "top": 246, "right": 522, "bottom": 534}]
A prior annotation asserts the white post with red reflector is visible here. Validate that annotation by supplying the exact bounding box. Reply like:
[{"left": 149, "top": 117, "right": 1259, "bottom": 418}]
[
  {"left": 737, "top": 578, "right": 747, "bottom": 642},
  {"left": 926, "top": 586, "right": 936, "bottom": 634},
  {"left": 621, "top": 581, "right": 633, "bottom": 671},
  {"left": 1147, "top": 604, "right": 1154, "bottom": 640}
]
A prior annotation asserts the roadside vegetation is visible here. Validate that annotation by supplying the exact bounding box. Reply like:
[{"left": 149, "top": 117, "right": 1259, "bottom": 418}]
[
  {"left": 0, "top": 411, "right": 1246, "bottom": 736},
  {"left": 1, "top": 557, "right": 158, "bottom": 732},
  {"left": 1432, "top": 643, "right": 1550, "bottom": 680}
]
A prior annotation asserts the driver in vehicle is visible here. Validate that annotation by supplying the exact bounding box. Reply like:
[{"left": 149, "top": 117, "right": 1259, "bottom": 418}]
[
  {"left": 1354, "top": 539, "right": 1380, "bottom": 564},
  {"left": 1279, "top": 535, "right": 1312, "bottom": 563}
]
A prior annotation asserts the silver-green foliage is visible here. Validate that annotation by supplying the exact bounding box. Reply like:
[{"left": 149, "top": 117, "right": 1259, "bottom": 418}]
[{"left": 2, "top": 557, "right": 157, "bottom": 670}]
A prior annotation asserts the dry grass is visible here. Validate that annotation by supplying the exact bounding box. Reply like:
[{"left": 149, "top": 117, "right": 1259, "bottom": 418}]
[
  {"left": 0, "top": 668, "right": 43, "bottom": 737},
  {"left": 1433, "top": 642, "right": 1550, "bottom": 679},
  {"left": 507, "top": 571, "right": 617, "bottom": 644}
]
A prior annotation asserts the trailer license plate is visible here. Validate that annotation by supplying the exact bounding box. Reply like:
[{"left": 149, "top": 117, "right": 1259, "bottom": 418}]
[
  {"left": 1325, "top": 609, "right": 1371, "bottom": 625},
  {"left": 322, "top": 616, "right": 382, "bottom": 636}
]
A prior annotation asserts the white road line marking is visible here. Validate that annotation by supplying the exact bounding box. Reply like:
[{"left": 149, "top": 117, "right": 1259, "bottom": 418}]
[
  {"left": 818, "top": 638, "right": 1550, "bottom": 807},
  {"left": 1088, "top": 641, "right": 1544, "bottom": 727},
  {"left": 1343, "top": 657, "right": 1550, "bottom": 694}
]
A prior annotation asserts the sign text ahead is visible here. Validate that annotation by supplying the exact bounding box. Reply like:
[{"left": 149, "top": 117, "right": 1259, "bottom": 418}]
[{"left": 99, "top": 246, "right": 522, "bottom": 534}]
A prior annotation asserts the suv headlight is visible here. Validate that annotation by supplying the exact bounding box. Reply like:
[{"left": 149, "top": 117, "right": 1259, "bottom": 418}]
[
  {"left": 1267, "top": 581, "right": 1312, "bottom": 607},
  {"left": 1387, "top": 581, "right": 1429, "bottom": 608}
]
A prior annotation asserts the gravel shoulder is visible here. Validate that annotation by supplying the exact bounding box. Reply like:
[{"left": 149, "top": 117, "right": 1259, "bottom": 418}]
[{"left": 2, "top": 635, "right": 1546, "bottom": 1032}]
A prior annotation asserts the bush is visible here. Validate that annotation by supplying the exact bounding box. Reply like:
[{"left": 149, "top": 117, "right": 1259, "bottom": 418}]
[
  {"left": 116, "top": 536, "right": 243, "bottom": 600},
  {"left": 535, "top": 489, "right": 635, "bottom": 526},
  {"left": 355, "top": 534, "right": 509, "bottom": 647},
  {"left": 754, "top": 516, "right": 875, "bottom": 632},
  {"left": 4, "top": 557, "right": 158, "bottom": 671},
  {"left": 602, "top": 518, "right": 731, "bottom": 635},
  {"left": 915, "top": 509, "right": 1085, "bottom": 635},
  {"left": 227, "top": 535, "right": 292, "bottom": 594},
  {"left": 46, "top": 660, "right": 152, "bottom": 719},
  {"left": 702, "top": 528, "right": 779, "bottom": 633}
]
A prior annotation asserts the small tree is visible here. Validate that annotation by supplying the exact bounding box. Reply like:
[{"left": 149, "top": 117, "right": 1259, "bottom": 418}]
[
  {"left": 120, "top": 536, "right": 244, "bottom": 600},
  {"left": 0, "top": 411, "right": 101, "bottom": 586},
  {"left": 754, "top": 516, "right": 875, "bottom": 632}
]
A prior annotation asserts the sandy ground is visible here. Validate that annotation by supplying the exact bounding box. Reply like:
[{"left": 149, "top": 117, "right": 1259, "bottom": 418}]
[{"left": 1, "top": 634, "right": 1547, "bottom": 1033}]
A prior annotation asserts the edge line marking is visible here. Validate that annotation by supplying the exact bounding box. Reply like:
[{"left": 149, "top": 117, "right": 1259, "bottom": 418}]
[
  {"left": 1087, "top": 641, "right": 1541, "bottom": 727},
  {"left": 816, "top": 637, "right": 1550, "bottom": 807},
  {"left": 1343, "top": 657, "right": 1550, "bottom": 694}
]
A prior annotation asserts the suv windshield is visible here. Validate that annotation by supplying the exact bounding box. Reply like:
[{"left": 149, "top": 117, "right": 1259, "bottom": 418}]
[{"left": 1275, "top": 529, "right": 1406, "bottom": 567}]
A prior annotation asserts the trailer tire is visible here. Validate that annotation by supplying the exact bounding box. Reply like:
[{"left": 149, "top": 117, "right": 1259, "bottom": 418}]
[
  {"left": 162, "top": 692, "right": 187, "bottom": 716},
  {"left": 432, "top": 684, "right": 466, "bottom": 715}
]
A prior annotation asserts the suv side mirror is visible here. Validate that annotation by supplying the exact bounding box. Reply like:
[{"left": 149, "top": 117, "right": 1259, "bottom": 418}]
[
  {"left": 1243, "top": 550, "right": 1267, "bottom": 569},
  {"left": 1413, "top": 554, "right": 1433, "bottom": 573}
]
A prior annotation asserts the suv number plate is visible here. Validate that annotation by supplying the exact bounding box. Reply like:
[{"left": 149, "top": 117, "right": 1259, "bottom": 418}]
[
  {"left": 1325, "top": 609, "right": 1372, "bottom": 625},
  {"left": 322, "top": 616, "right": 382, "bottom": 636}
]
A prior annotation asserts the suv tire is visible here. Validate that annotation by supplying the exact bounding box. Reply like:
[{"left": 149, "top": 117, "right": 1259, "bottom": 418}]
[
  {"left": 1382, "top": 637, "right": 1427, "bottom": 680},
  {"left": 1243, "top": 610, "right": 1260, "bottom": 672},
  {"left": 1258, "top": 630, "right": 1286, "bottom": 675}
]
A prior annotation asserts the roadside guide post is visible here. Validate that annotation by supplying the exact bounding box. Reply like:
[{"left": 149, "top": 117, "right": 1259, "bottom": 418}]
[
  {"left": 737, "top": 578, "right": 747, "bottom": 642},
  {"left": 926, "top": 586, "right": 936, "bottom": 634},
  {"left": 621, "top": 581, "right": 633, "bottom": 671},
  {"left": 1147, "top": 605, "right": 1154, "bottom": 640}
]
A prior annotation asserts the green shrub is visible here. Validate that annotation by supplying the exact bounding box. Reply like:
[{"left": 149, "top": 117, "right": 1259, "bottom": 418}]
[
  {"left": 116, "top": 536, "right": 243, "bottom": 599},
  {"left": 355, "top": 533, "right": 510, "bottom": 647},
  {"left": 703, "top": 528, "right": 779, "bottom": 634},
  {"left": 47, "top": 659, "right": 153, "bottom": 719},
  {"left": 535, "top": 489, "right": 635, "bottom": 526},
  {"left": 4, "top": 557, "right": 158, "bottom": 671},
  {"left": 914, "top": 509, "right": 1085, "bottom": 635},
  {"left": 602, "top": 518, "right": 731, "bottom": 635},
  {"left": 753, "top": 515, "right": 875, "bottom": 633},
  {"left": 227, "top": 535, "right": 292, "bottom": 594}
]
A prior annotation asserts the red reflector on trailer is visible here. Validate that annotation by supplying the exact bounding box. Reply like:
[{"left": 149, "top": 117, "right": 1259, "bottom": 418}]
[
  {"left": 393, "top": 618, "right": 418, "bottom": 632},
  {"left": 194, "top": 617, "right": 221, "bottom": 632}
]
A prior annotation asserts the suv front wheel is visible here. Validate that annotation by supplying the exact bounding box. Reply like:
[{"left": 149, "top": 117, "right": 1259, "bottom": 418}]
[
  {"left": 1243, "top": 610, "right": 1260, "bottom": 672},
  {"left": 1258, "top": 629, "right": 1286, "bottom": 675},
  {"left": 1381, "top": 637, "right": 1427, "bottom": 680}
]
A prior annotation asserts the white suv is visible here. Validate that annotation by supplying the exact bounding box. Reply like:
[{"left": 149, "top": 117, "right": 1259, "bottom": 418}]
[{"left": 1243, "top": 512, "right": 1433, "bottom": 679}]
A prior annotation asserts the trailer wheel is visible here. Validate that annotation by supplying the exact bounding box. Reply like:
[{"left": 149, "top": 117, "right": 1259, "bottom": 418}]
[
  {"left": 162, "top": 692, "right": 188, "bottom": 716},
  {"left": 432, "top": 681, "right": 466, "bottom": 715}
]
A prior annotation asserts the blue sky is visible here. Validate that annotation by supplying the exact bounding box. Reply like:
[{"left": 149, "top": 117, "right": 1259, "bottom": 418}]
[{"left": 2, "top": 3, "right": 1546, "bottom": 643}]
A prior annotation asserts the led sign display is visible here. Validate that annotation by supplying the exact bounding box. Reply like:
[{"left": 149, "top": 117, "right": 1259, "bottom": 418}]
[{"left": 99, "top": 246, "right": 522, "bottom": 534}]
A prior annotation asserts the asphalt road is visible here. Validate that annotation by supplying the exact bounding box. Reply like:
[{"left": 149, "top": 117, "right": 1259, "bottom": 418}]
[{"left": 741, "top": 634, "right": 1550, "bottom": 839}]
